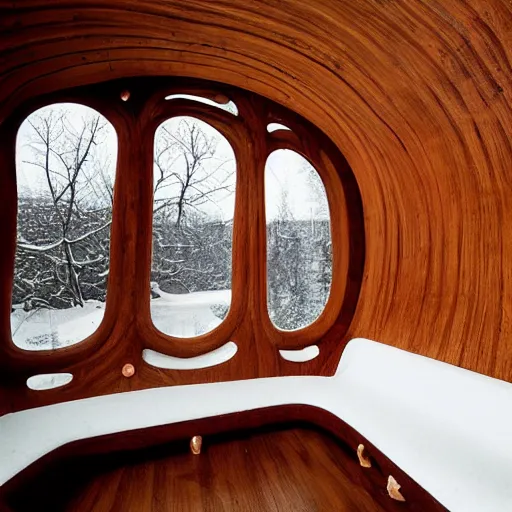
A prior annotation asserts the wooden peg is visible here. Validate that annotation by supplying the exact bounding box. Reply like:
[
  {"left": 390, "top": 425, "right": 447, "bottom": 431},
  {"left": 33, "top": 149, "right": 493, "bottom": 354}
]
[
  {"left": 190, "top": 435, "right": 202, "bottom": 455},
  {"left": 357, "top": 444, "right": 372, "bottom": 468},
  {"left": 387, "top": 475, "right": 406, "bottom": 502}
]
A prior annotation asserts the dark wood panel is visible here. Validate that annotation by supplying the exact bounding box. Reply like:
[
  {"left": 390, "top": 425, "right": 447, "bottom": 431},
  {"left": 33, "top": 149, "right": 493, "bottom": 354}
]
[
  {"left": 3, "top": 425, "right": 445, "bottom": 511},
  {"left": 0, "top": 406, "right": 447, "bottom": 512},
  {"left": 8, "top": 429, "right": 385, "bottom": 512}
]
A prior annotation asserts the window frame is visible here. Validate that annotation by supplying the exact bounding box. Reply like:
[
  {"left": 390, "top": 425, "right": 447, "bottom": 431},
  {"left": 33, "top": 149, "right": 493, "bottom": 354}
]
[
  {"left": 11, "top": 101, "right": 120, "bottom": 351},
  {"left": 149, "top": 113, "right": 239, "bottom": 339},
  {"left": 0, "top": 77, "right": 364, "bottom": 409}
]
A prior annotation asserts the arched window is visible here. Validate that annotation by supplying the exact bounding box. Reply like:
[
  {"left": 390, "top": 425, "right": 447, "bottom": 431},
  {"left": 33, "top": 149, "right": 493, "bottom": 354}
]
[
  {"left": 1, "top": 79, "right": 363, "bottom": 403},
  {"left": 151, "top": 116, "right": 236, "bottom": 338},
  {"left": 265, "top": 150, "right": 331, "bottom": 331},
  {"left": 12, "top": 103, "right": 117, "bottom": 350}
]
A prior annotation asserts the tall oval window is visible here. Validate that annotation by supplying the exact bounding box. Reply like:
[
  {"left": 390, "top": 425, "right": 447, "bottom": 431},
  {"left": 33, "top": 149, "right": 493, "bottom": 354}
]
[
  {"left": 12, "top": 103, "right": 118, "bottom": 350},
  {"left": 265, "top": 150, "right": 332, "bottom": 331},
  {"left": 151, "top": 117, "right": 236, "bottom": 338}
]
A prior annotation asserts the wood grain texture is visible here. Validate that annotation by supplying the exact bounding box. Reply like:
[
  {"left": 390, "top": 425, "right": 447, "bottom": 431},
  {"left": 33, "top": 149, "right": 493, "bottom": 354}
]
[
  {"left": 1, "top": 407, "right": 447, "bottom": 511},
  {"left": 4, "top": 431, "right": 400, "bottom": 511},
  {"left": 0, "top": 0, "right": 510, "bottom": 383},
  {"left": 0, "top": 77, "right": 364, "bottom": 412},
  {"left": 0, "top": 2, "right": 511, "bottom": 388}
]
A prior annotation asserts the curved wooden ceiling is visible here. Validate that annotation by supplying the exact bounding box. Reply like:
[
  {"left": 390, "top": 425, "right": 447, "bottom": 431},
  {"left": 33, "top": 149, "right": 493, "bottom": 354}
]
[{"left": 1, "top": 1, "right": 512, "bottom": 381}]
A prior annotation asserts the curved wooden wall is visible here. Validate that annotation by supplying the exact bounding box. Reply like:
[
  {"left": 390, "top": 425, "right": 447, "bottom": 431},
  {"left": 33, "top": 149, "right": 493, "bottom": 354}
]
[
  {"left": 0, "top": 78, "right": 365, "bottom": 412},
  {"left": 1, "top": 0, "right": 512, "bottom": 384}
]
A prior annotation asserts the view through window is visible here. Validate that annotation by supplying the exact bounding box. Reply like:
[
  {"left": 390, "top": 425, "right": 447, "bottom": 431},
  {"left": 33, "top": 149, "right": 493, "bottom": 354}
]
[
  {"left": 12, "top": 100, "right": 335, "bottom": 350},
  {"left": 266, "top": 150, "right": 332, "bottom": 330},
  {"left": 12, "top": 103, "right": 117, "bottom": 350},
  {"left": 151, "top": 116, "right": 236, "bottom": 338}
]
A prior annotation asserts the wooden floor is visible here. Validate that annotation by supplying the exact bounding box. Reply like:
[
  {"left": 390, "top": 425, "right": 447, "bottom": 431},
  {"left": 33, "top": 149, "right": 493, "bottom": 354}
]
[{"left": 5, "top": 427, "right": 402, "bottom": 512}]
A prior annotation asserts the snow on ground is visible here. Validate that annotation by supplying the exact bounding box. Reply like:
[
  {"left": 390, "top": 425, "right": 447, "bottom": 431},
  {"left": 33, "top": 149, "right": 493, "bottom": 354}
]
[
  {"left": 10, "top": 290, "right": 231, "bottom": 350},
  {"left": 150, "top": 289, "right": 231, "bottom": 338},
  {"left": 11, "top": 301, "right": 106, "bottom": 350}
]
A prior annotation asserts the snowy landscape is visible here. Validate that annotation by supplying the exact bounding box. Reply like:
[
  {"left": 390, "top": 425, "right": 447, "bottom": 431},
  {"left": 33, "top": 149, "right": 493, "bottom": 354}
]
[
  {"left": 11, "top": 301, "right": 105, "bottom": 350},
  {"left": 11, "top": 291, "right": 231, "bottom": 350},
  {"left": 12, "top": 102, "right": 332, "bottom": 350}
]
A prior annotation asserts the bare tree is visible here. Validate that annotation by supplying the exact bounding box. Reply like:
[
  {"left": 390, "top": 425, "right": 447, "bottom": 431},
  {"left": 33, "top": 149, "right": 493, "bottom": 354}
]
[
  {"left": 14, "top": 106, "right": 115, "bottom": 309},
  {"left": 153, "top": 118, "right": 234, "bottom": 228},
  {"left": 267, "top": 163, "right": 332, "bottom": 330},
  {"left": 151, "top": 118, "right": 235, "bottom": 294}
]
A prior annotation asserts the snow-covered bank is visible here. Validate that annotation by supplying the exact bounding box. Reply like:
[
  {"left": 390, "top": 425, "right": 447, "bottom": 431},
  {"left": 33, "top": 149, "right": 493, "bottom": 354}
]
[
  {"left": 11, "top": 289, "right": 231, "bottom": 349},
  {"left": 150, "top": 289, "right": 230, "bottom": 338},
  {"left": 10, "top": 301, "right": 105, "bottom": 350}
]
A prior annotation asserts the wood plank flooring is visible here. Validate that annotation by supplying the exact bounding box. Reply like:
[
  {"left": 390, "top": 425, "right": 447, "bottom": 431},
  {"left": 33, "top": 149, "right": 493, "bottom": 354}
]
[{"left": 5, "top": 427, "right": 404, "bottom": 511}]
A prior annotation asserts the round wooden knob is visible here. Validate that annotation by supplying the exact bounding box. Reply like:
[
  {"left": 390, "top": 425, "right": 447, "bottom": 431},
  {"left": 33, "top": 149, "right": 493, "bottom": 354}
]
[{"left": 122, "top": 363, "right": 135, "bottom": 377}]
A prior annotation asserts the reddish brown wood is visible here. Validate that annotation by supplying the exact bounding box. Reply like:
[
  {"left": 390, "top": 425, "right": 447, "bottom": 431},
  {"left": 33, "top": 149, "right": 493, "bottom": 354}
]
[
  {"left": 0, "top": 1, "right": 509, "bottom": 508},
  {"left": 1, "top": 1, "right": 510, "bottom": 384},
  {"left": 0, "top": 77, "right": 364, "bottom": 413},
  {"left": 0, "top": 406, "right": 447, "bottom": 511}
]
